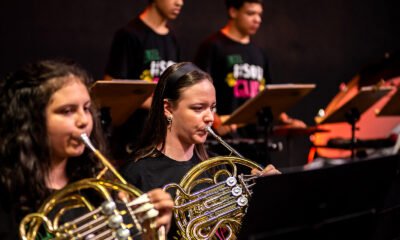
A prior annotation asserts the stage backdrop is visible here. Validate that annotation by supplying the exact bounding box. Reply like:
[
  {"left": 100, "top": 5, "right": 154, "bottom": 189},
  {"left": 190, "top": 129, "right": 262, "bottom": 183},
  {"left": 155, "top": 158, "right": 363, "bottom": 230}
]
[{"left": 1, "top": 0, "right": 399, "bottom": 167}]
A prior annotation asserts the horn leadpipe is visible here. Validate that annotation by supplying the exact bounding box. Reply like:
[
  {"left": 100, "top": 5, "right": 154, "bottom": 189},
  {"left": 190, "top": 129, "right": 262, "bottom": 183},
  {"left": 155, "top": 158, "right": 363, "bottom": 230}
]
[
  {"left": 80, "top": 133, "right": 127, "bottom": 185},
  {"left": 205, "top": 126, "right": 244, "bottom": 158},
  {"left": 81, "top": 133, "right": 166, "bottom": 239}
]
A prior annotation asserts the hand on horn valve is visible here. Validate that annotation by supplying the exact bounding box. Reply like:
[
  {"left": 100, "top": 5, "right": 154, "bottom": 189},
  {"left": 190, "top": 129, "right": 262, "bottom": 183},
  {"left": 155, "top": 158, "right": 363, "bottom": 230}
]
[
  {"left": 251, "top": 164, "right": 281, "bottom": 177},
  {"left": 147, "top": 188, "right": 174, "bottom": 232}
]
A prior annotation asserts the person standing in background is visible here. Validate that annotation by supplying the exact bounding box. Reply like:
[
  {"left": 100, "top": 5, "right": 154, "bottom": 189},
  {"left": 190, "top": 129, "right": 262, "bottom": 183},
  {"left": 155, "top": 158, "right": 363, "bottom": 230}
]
[
  {"left": 104, "top": 0, "right": 184, "bottom": 161},
  {"left": 105, "top": 0, "right": 183, "bottom": 81},
  {"left": 194, "top": 0, "right": 306, "bottom": 165}
]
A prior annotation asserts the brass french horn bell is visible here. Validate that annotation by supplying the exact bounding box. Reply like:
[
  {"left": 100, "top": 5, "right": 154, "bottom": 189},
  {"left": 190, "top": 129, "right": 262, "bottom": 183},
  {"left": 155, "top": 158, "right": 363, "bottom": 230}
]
[{"left": 164, "top": 126, "right": 263, "bottom": 240}]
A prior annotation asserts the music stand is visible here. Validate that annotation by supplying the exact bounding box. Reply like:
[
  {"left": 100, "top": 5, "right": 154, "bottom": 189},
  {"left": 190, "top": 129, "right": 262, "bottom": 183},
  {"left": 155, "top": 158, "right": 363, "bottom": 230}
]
[
  {"left": 223, "top": 84, "right": 316, "bottom": 125},
  {"left": 377, "top": 89, "right": 400, "bottom": 116},
  {"left": 238, "top": 154, "right": 400, "bottom": 240},
  {"left": 221, "top": 84, "right": 315, "bottom": 166},
  {"left": 316, "top": 86, "right": 392, "bottom": 159},
  {"left": 90, "top": 80, "right": 156, "bottom": 126}
]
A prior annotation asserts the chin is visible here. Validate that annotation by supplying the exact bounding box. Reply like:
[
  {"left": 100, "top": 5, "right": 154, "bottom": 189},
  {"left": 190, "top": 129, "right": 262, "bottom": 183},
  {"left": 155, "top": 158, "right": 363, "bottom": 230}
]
[
  {"left": 68, "top": 148, "right": 85, "bottom": 157},
  {"left": 248, "top": 30, "right": 257, "bottom": 36},
  {"left": 69, "top": 152, "right": 84, "bottom": 158},
  {"left": 193, "top": 137, "right": 207, "bottom": 145},
  {"left": 168, "top": 13, "right": 178, "bottom": 20}
]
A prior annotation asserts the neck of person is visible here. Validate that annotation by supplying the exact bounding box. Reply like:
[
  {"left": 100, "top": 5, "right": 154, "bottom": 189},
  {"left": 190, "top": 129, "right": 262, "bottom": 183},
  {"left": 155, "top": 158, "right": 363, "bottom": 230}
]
[
  {"left": 46, "top": 157, "right": 69, "bottom": 190},
  {"left": 162, "top": 134, "right": 195, "bottom": 161},
  {"left": 140, "top": 6, "right": 169, "bottom": 35},
  {"left": 221, "top": 24, "right": 250, "bottom": 44}
]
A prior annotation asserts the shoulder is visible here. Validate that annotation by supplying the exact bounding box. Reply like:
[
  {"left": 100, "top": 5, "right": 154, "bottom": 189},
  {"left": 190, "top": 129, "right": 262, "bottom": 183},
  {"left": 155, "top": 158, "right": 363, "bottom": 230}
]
[
  {"left": 113, "top": 17, "right": 147, "bottom": 40},
  {"left": 195, "top": 31, "right": 225, "bottom": 63},
  {"left": 125, "top": 17, "right": 147, "bottom": 33},
  {"left": 200, "top": 31, "right": 225, "bottom": 48},
  {"left": 119, "top": 157, "right": 154, "bottom": 186},
  {"left": 120, "top": 154, "right": 165, "bottom": 172},
  {"left": 120, "top": 158, "right": 149, "bottom": 173}
]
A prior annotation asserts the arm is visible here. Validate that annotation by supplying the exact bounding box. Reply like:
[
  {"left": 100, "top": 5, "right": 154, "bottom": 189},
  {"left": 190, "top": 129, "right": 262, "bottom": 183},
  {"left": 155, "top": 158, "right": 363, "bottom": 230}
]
[{"left": 279, "top": 112, "right": 307, "bottom": 128}]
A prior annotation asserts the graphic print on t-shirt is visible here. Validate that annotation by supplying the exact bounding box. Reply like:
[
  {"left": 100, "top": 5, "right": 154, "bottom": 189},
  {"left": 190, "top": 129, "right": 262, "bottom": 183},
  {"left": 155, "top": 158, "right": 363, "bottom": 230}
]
[
  {"left": 225, "top": 54, "right": 265, "bottom": 99},
  {"left": 140, "top": 48, "right": 175, "bottom": 82}
]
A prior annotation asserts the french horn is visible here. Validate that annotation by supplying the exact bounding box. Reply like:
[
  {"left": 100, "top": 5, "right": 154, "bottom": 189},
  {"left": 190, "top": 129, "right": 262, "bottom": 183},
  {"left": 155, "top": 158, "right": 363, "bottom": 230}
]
[
  {"left": 20, "top": 133, "right": 165, "bottom": 240},
  {"left": 164, "top": 126, "right": 263, "bottom": 239}
]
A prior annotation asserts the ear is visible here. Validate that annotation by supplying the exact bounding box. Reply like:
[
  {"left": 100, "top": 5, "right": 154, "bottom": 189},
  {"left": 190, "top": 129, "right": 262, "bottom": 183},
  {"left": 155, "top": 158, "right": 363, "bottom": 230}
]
[
  {"left": 228, "top": 7, "right": 238, "bottom": 19},
  {"left": 163, "top": 99, "right": 173, "bottom": 117}
]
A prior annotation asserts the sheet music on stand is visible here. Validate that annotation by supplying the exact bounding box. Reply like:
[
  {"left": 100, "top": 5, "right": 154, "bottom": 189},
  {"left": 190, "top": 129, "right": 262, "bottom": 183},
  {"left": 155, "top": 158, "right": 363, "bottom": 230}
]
[
  {"left": 223, "top": 84, "right": 316, "bottom": 125},
  {"left": 377, "top": 88, "right": 400, "bottom": 116},
  {"left": 316, "top": 86, "right": 393, "bottom": 124},
  {"left": 90, "top": 80, "right": 156, "bottom": 126}
]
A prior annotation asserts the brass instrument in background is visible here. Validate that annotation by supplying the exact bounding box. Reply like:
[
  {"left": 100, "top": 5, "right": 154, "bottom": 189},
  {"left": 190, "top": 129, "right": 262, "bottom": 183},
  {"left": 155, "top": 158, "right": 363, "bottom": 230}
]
[
  {"left": 164, "top": 126, "right": 263, "bottom": 240},
  {"left": 20, "top": 133, "right": 165, "bottom": 240}
]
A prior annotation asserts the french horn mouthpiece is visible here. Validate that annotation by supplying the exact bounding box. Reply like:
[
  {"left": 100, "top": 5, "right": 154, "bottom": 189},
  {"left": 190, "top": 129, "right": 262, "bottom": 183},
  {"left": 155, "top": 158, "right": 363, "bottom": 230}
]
[{"left": 80, "top": 133, "right": 95, "bottom": 151}]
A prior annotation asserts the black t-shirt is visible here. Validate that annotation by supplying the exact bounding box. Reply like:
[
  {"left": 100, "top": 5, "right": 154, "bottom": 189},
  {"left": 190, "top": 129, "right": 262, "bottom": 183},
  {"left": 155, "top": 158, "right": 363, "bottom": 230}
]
[
  {"left": 105, "top": 17, "right": 180, "bottom": 80},
  {"left": 120, "top": 151, "right": 202, "bottom": 198},
  {"left": 120, "top": 152, "right": 203, "bottom": 240},
  {"left": 194, "top": 31, "right": 271, "bottom": 115}
]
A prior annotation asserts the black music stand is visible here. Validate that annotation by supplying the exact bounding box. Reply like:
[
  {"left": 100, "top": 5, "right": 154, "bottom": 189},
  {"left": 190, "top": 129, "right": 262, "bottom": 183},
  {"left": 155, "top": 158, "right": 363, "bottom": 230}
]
[
  {"left": 223, "top": 84, "right": 316, "bottom": 126},
  {"left": 222, "top": 84, "right": 315, "bottom": 165},
  {"left": 377, "top": 89, "right": 400, "bottom": 116},
  {"left": 316, "top": 86, "right": 393, "bottom": 159},
  {"left": 238, "top": 154, "right": 400, "bottom": 240},
  {"left": 90, "top": 80, "right": 156, "bottom": 126}
]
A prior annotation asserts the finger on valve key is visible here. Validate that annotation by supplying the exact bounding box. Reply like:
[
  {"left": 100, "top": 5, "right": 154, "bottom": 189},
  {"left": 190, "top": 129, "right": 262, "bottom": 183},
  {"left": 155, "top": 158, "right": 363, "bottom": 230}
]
[
  {"left": 251, "top": 164, "right": 281, "bottom": 177},
  {"left": 147, "top": 189, "right": 174, "bottom": 231}
]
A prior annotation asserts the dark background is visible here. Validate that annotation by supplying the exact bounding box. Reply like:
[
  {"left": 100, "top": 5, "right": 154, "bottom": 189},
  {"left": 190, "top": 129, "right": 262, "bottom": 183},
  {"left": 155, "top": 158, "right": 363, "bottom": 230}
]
[{"left": 1, "top": 0, "right": 399, "bottom": 167}]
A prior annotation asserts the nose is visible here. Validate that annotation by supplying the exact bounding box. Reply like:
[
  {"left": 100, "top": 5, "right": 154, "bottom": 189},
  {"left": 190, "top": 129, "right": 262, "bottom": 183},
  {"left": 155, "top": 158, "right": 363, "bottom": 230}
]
[
  {"left": 255, "top": 14, "right": 262, "bottom": 24},
  {"left": 176, "top": 0, "right": 183, "bottom": 7},
  {"left": 204, "top": 108, "right": 214, "bottom": 126},
  {"left": 76, "top": 110, "right": 90, "bottom": 129}
]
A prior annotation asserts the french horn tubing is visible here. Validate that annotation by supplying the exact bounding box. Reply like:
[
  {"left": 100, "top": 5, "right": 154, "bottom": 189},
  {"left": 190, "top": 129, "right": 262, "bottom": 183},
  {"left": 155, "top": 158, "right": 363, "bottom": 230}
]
[
  {"left": 164, "top": 126, "right": 263, "bottom": 240},
  {"left": 20, "top": 133, "right": 165, "bottom": 240}
]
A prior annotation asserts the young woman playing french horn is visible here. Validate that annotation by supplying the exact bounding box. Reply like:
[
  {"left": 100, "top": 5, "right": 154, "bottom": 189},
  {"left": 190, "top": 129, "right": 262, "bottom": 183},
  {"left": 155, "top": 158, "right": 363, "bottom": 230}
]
[
  {"left": 120, "top": 62, "right": 281, "bottom": 239},
  {"left": 0, "top": 60, "right": 173, "bottom": 239}
]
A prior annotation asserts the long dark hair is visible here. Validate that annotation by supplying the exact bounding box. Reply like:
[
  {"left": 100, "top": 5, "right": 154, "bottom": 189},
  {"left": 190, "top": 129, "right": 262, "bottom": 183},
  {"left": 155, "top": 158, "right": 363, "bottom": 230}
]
[
  {"left": 0, "top": 59, "right": 106, "bottom": 220},
  {"left": 134, "top": 62, "right": 213, "bottom": 161}
]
